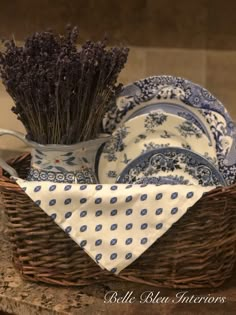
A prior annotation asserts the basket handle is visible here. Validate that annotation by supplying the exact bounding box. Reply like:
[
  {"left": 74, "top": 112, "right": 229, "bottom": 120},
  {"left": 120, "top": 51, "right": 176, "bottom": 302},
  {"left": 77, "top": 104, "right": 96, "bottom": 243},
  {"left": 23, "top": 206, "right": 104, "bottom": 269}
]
[
  {"left": 0, "top": 128, "right": 29, "bottom": 177},
  {"left": 0, "top": 157, "right": 18, "bottom": 177}
]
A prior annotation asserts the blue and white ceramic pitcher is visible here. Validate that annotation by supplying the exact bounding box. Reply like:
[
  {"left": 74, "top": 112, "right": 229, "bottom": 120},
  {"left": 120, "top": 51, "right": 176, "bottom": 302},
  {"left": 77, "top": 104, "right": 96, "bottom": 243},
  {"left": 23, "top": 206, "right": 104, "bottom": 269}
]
[{"left": 0, "top": 128, "right": 109, "bottom": 184}]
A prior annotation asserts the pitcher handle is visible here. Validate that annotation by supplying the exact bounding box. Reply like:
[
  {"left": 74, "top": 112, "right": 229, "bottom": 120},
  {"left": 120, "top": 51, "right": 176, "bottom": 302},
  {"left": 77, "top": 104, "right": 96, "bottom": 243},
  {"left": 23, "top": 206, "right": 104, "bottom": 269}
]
[{"left": 0, "top": 128, "right": 28, "bottom": 177}]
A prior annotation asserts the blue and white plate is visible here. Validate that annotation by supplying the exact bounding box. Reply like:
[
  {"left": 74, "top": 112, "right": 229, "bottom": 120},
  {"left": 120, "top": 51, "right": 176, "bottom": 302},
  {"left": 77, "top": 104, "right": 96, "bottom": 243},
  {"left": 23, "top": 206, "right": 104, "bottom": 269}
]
[
  {"left": 103, "top": 75, "right": 234, "bottom": 134},
  {"left": 103, "top": 75, "right": 236, "bottom": 184},
  {"left": 98, "top": 112, "right": 217, "bottom": 184},
  {"left": 123, "top": 102, "right": 215, "bottom": 146},
  {"left": 131, "top": 175, "right": 194, "bottom": 185},
  {"left": 116, "top": 147, "right": 226, "bottom": 187}
]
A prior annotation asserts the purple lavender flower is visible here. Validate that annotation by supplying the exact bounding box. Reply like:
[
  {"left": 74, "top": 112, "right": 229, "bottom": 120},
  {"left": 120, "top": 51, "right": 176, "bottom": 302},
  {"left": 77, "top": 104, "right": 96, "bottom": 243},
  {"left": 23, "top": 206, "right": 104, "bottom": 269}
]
[{"left": 0, "top": 26, "right": 129, "bottom": 144}]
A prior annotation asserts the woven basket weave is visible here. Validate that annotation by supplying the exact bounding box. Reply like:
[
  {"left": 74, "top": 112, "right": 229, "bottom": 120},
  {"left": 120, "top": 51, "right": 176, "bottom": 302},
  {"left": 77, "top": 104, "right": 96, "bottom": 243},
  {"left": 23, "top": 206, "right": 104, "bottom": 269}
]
[{"left": 0, "top": 153, "right": 236, "bottom": 288}]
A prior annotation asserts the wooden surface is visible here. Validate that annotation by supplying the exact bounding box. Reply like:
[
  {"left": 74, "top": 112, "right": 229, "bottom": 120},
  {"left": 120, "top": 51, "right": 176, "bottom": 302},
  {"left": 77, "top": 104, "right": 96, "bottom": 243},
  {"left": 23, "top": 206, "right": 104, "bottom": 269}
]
[{"left": 0, "top": 228, "right": 235, "bottom": 315}]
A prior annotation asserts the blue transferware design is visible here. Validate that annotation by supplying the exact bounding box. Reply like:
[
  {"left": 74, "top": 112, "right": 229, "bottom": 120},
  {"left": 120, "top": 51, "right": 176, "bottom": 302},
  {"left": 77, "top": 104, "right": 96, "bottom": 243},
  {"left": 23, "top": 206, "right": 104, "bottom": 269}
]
[
  {"left": 144, "top": 112, "right": 167, "bottom": 132},
  {"left": 101, "top": 126, "right": 130, "bottom": 162},
  {"left": 141, "top": 142, "right": 171, "bottom": 154},
  {"left": 103, "top": 75, "right": 236, "bottom": 183},
  {"left": 116, "top": 147, "right": 226, "bottom": 187},
  {"left": 176, "top": 121, "right": 202, "bottom": 139},
  {"left": 199, "top": 110, "right": 236, "bottom": 184},
  {"left": 99, "top": 112, "right": 218, "bottom": 184},
  {"left": 102, "top": 113, "right": 208, "bottom": 165},
  {"left": 103, "top": 76, "right": 234, "bottom": 135},
  {"left": 125, "top": 102, "right": 212, "bottom": 144},
  {"left": 134, "top": 175, "right": 191, "bottom": 185}
]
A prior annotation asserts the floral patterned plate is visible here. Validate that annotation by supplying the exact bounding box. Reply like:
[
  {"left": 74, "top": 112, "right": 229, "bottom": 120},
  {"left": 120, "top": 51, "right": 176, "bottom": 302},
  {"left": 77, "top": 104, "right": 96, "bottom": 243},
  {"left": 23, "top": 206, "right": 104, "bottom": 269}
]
[
  {"left": 103, "top": 75, "right": 235, "bottom": 171},
  {"left": 199, "top": 109, "right": 236, "bottom": 185},
  {"left": 116, "top": 147, "right": 226, "bottom": 187},
  {"left": 98, "top": 112, "right": 217, "bottom": 184},
  {"left": 124, "top": 169, "right": 197, "bottom": 186},
  {"left": 103, "top": 75, "right": 234, "bottom": 133},
  {"left": 124, "top": 102, "right": 215, "bottom": 146},
  {"left": 126, "top": 103, "right": 236, "bottom": 184}
]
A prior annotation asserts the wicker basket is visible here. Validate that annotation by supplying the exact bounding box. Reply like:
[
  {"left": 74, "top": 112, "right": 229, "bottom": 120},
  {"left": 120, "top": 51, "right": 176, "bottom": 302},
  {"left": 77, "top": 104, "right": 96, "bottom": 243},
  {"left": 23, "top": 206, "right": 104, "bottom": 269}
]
[{"left": 0, "top": 153, "right": 236, "bottom": 288}]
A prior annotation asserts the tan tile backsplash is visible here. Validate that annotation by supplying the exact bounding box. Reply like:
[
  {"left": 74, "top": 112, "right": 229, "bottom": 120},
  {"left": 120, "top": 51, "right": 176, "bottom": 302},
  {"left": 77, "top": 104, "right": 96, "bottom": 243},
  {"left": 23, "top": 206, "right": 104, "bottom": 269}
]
[
  {"left": 118, "top": 47, "right": 147, "bottom": 84},
  {"left": 0, "top": 46, "right": 236, "bottom": 152},
  {"left": 0, "top": 90, "right": 28, "bottom": 152},
  {"left": 145, "top": 48, "right": 206, "bottom": 86},
  {"left": 206, "top": 50, "right": 236, "bottom": 119}
]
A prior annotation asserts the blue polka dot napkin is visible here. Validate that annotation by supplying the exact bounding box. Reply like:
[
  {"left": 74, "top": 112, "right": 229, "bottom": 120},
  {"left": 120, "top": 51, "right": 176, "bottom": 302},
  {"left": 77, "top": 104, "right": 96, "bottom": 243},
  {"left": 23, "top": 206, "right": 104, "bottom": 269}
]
[{"left": 14, "top": 178, "right": 214, "bottom": 274}]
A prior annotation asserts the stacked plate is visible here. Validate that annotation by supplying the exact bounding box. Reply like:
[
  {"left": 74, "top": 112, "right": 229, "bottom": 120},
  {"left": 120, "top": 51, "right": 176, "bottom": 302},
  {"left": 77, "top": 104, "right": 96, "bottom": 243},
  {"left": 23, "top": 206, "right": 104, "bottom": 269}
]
[{"left": 97, "top": 75, "right": 236, "bottom": 187}]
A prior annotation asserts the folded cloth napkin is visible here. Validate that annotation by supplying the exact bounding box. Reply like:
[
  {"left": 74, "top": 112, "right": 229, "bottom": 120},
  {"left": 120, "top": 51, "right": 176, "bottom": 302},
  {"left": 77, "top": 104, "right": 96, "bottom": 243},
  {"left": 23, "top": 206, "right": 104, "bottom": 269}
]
[{"left": 14, "top": 178, "right": 214, "bottom": 274}]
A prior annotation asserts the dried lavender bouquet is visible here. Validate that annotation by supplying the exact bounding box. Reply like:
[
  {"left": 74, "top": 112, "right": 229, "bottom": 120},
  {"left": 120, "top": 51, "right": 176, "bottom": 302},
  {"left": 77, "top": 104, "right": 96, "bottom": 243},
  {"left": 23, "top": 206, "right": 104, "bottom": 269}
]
[{"left": 0, "top": 26, "right": 129, "bottom": 144}]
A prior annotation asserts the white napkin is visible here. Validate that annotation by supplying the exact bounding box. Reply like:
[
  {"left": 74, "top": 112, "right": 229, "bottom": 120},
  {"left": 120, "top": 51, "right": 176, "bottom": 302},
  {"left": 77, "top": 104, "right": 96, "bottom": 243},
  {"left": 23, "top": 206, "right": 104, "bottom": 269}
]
[{"left": 14, "top": 178, "right": 214, "bottom": 274}]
